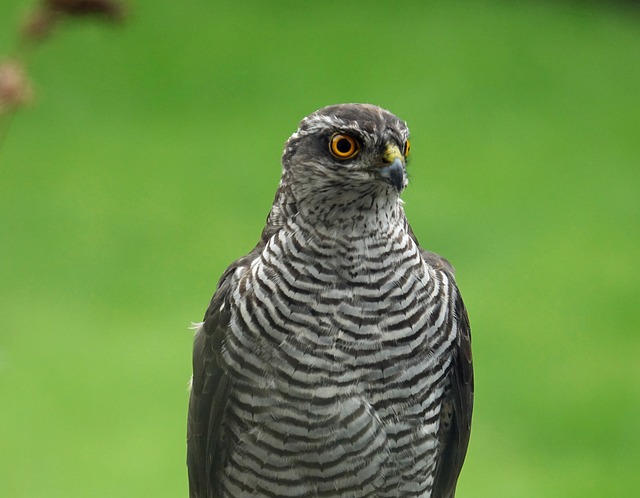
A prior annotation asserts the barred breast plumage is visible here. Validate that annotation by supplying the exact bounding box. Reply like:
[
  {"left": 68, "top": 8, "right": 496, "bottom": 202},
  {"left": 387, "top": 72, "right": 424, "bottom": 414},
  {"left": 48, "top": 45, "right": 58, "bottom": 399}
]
[{"left": 187, "top": 104, "right": 473, "bottom": 498}]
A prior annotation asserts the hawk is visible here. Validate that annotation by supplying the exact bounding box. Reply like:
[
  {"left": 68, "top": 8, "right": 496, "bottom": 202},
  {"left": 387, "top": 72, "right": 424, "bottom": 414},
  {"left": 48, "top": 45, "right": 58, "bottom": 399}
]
[{"left": 187, "top": 104, "right": 473, "bottom": 497}]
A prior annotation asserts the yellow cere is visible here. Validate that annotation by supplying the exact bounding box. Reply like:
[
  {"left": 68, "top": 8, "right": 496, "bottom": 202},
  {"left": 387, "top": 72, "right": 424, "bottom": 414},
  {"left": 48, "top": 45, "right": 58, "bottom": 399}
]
[{"left": 383, "top": 143, "right": 405, "bottom": 164}]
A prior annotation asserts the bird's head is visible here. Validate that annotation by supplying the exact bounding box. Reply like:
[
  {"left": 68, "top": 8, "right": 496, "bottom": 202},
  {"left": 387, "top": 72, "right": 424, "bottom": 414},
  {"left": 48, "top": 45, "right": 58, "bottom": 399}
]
[{"left": 280, "top": 104, "right": 411, "bottom": 220}]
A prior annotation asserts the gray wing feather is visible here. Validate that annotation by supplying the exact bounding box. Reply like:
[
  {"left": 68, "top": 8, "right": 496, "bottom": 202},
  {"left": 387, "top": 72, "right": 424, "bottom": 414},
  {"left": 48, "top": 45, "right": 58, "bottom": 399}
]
[
  {"left": 409, "top": 226, "right": 473, "bottom": 498},
  {"left": 432, "top": 288, "right": 473, "bottom": 498},
  {"left": 187, "top": 274, "right": 232, "bottom": 497},
  {"left": 187, "top": 248, "right": 263, "bottom": 498}
]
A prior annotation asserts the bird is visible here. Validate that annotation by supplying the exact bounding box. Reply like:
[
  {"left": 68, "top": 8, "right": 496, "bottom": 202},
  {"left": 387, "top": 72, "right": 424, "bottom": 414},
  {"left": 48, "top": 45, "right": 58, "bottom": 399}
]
[{"left": 187, "top": 103, "right": 473, "bottom": 498}]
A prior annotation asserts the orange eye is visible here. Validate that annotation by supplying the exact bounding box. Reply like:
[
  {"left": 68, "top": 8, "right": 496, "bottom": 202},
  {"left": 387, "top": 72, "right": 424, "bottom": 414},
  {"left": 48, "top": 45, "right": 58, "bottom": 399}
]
[
  {"left": 329, "top": 134, "right": 359, "bottom": 159},
  {"left": 403, "top": 140, "right": 411, "bottom": 157}
]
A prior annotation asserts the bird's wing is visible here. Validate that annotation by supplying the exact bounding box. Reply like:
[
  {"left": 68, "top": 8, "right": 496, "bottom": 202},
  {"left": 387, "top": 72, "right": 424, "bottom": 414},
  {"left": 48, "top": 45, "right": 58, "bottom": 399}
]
[
  {"left": 408, "top": 223, "right": 473, "bottom": 498},
  {"left": 431, "top": 265, "right": 474, "bottom": 498},
  {"left": 186, "top": 247, "right": 262, "bottom": 498}
]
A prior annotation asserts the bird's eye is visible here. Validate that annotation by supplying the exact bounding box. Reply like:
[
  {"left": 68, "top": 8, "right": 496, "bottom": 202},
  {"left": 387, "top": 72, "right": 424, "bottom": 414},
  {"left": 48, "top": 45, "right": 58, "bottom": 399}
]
[
  {"left": 403, "top": 140, "right": 411, "bottom": 157},
  {"left": 329, "top": 134, "right": 359, "bottom": 160}
]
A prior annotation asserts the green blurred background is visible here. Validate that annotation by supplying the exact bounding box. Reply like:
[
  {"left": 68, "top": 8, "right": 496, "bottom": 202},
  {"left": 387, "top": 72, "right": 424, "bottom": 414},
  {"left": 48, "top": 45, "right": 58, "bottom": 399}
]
[{"left": 1, "top": 0, "right": 638, "bottom": 496}]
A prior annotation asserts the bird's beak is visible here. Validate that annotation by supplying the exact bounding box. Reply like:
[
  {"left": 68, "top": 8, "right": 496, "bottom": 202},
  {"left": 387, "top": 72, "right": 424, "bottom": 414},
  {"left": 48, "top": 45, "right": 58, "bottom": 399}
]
[{"left": 379, "top": 144, "right": 406, "bottom": 192}]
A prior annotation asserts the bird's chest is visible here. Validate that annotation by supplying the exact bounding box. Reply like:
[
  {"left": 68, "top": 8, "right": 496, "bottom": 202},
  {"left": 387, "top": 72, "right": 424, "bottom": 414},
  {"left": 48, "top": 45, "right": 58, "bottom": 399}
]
[
  {"left": 219, "top": 229, "right": 455, "bottom": 497},
  {"left": 224, "top": 228, "right": 452, "bottom": 394}
]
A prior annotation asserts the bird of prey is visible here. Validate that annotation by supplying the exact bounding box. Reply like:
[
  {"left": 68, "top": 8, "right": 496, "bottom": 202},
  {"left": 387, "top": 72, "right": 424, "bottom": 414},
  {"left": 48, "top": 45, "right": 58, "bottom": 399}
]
[{"left": 187, "top": 103, "right": 473, "bottom": 498}]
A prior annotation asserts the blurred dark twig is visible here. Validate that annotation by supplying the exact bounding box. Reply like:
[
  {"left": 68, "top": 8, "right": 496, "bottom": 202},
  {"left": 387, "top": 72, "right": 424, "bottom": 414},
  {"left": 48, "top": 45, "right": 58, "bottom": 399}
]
[
  {"left": 0, "top": 0, "right": 127, "bottom": 159},
  {"left": 45, "top": 0, "right": 125, "bottom": 19}
]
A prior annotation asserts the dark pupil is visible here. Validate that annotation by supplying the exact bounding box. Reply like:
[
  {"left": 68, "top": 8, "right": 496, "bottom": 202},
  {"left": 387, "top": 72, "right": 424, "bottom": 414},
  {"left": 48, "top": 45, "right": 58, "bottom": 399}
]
[{"left": 336, "top": 138, "right": 352, "bottom": 153}]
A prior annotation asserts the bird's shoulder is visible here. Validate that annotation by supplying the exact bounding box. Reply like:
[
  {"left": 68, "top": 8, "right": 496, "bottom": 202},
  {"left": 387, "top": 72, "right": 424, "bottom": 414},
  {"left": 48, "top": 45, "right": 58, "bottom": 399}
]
[
  {"left": 406, "top": 222, "right": 455, "bottom": 275},
  {"left": 202, "top": 247, "right": 261, "bottom": 323}
]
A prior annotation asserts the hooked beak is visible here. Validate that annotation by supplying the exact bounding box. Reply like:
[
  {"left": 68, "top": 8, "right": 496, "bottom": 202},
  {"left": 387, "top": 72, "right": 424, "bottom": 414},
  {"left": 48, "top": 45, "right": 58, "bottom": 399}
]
[{"left": 379, "top": 144, "right": 406, "bottom": 192}]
